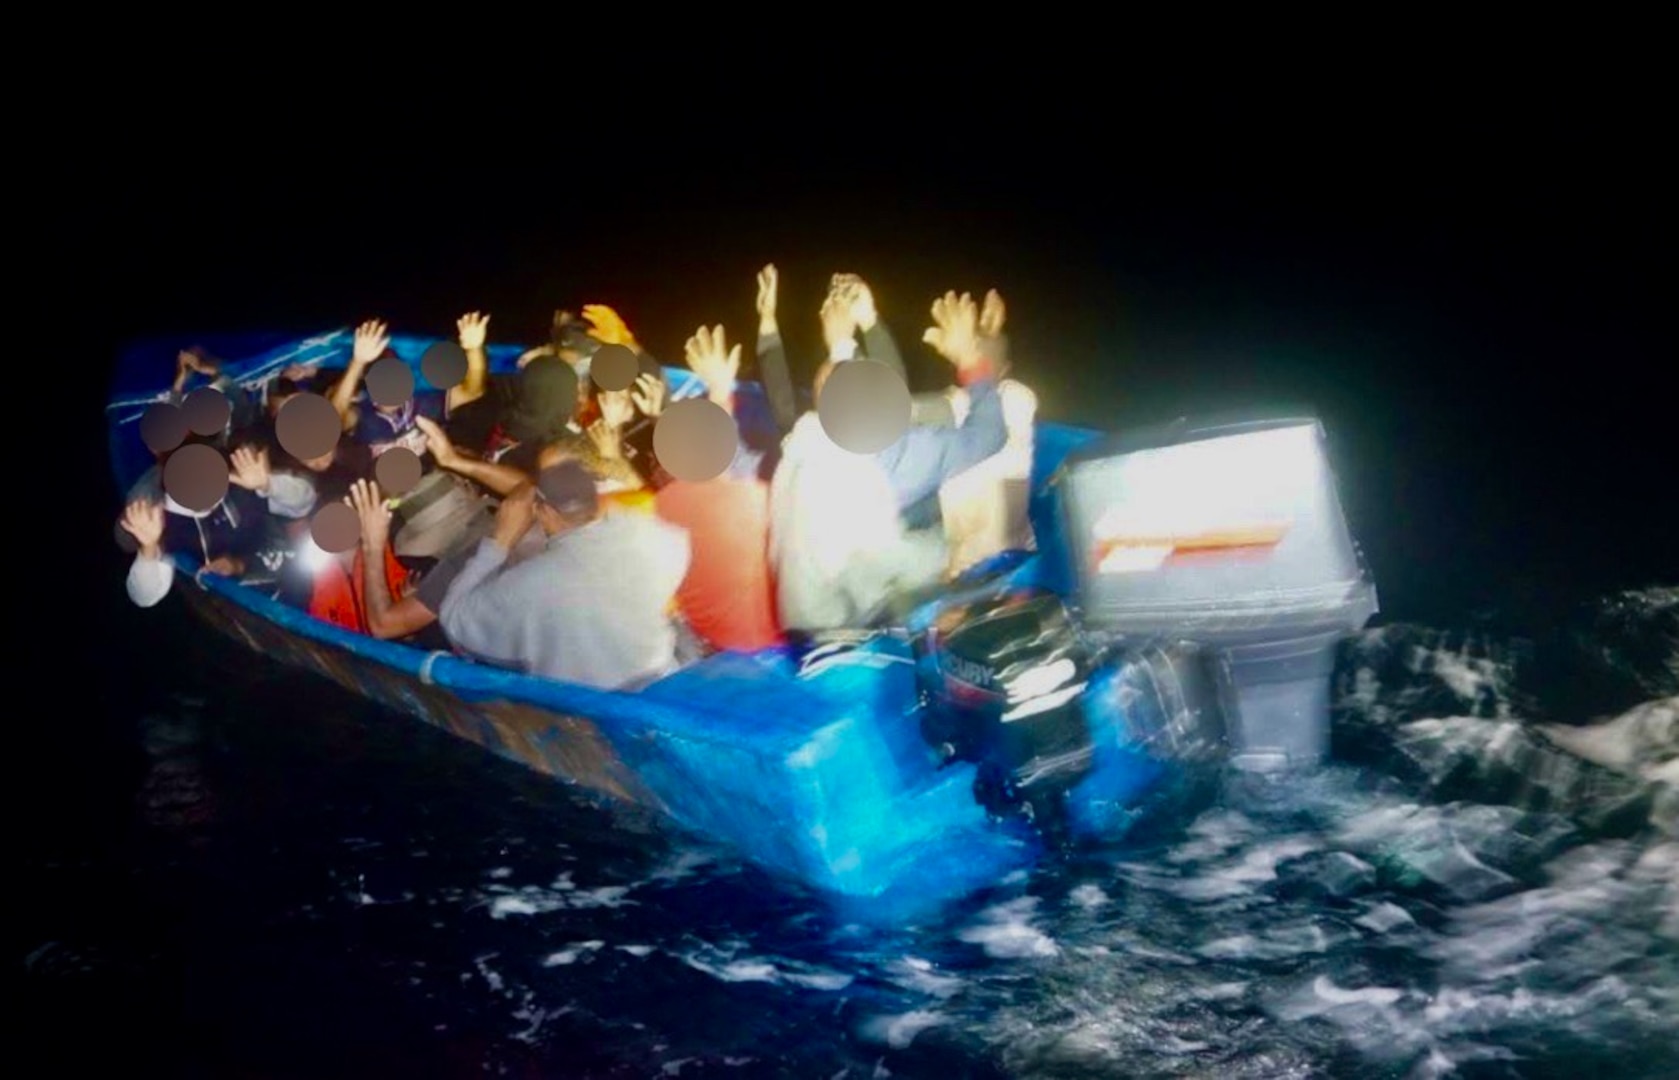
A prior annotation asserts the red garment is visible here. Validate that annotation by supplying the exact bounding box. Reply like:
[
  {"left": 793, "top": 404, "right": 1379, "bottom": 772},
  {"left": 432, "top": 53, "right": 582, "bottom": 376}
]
[
  {"left": 956, "top": 357, "right": 998, "bottom": 386},
  {"left": 654, "top": 476, "right": 784, "bottom": 653},
  {"left": 308, "top": 544, "right": 409, "bottom": 633}
]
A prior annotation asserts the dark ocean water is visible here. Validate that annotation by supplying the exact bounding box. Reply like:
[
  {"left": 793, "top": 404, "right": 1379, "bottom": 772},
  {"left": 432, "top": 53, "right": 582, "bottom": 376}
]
[
  {"left": 42, "top": 95, "right": 1679, "bottom": 1074},
  {"left": 27, "top": 583, "right": 1678, "bottom": 1078}
]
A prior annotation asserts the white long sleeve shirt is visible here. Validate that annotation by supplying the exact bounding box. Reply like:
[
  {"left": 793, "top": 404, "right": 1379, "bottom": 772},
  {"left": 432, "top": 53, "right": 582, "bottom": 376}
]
[{"left": 767, "top": 413, "right": 947, "bottom": 632}]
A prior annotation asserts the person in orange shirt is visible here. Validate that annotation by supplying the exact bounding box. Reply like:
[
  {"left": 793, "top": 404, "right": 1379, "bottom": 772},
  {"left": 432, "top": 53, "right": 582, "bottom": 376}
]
[
  {"left": 633, "top": 323, "right": 785, "bottom": 654},
  {"left": 307, "top": 530, "right": 411, "bottom": 635}
]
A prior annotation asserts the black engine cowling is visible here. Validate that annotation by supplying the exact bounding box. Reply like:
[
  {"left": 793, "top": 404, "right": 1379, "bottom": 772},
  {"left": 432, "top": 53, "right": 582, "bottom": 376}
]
[
  {"left": 915, "top": 589, "right": 1102, "bottom": 833},
  {"left": 915, "top": 587, "right": 1230, "bottom": 838}
]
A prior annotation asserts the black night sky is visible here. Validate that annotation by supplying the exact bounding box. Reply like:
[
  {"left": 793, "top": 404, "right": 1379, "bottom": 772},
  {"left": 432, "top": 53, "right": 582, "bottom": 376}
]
[{"left": 73, "top": 71, "right": 1673, "bottom": 619}]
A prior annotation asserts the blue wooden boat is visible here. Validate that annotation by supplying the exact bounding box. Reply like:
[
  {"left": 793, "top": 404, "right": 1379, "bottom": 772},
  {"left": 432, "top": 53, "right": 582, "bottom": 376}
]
[{"left": 106, "top": 328, "right": 1376, "bottom": 922}]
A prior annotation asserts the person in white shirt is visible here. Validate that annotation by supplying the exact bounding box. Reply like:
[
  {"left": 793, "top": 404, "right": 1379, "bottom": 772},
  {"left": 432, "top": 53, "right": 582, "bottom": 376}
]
[{"left": 438, "top": 459, "right": 691, "bottom": 689}]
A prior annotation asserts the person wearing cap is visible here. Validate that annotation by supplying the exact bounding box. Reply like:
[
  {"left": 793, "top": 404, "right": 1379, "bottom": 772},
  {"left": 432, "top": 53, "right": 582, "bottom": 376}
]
[{"left": 437, "top": 460, "right": 691, "bottom": 689}]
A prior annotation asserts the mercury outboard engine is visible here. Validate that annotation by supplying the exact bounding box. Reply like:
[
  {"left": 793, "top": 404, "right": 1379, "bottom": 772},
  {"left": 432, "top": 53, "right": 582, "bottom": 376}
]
[
  {"left": 1053, "top": 412, "right": 1379, "bottom": 771},
  {"left": 914, "top": 587, "right": 1227, "bottom": 841}
]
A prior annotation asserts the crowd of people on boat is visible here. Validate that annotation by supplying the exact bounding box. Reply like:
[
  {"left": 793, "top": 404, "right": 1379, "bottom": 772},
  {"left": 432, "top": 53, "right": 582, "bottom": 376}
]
[{"left": 116, "top": 268, "right": 1039, "bottom": 690}]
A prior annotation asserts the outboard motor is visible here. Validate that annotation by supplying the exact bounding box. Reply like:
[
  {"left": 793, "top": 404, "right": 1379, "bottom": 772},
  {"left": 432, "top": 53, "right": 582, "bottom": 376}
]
[
  {"left": 915, "top": 588, "right": 1227, "bottom": 840},
  {"left": 1052, "top": 413, "right": 1379, "bottom": 771}
]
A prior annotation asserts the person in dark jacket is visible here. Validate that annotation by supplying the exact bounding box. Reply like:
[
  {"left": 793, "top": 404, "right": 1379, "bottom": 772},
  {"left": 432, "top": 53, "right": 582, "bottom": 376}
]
[
  {"left": 119, "top": 443, "right": 317, "bottom": 607},
  {"left": 752, "top": 269, "right": 1008, "bottom": 513}
]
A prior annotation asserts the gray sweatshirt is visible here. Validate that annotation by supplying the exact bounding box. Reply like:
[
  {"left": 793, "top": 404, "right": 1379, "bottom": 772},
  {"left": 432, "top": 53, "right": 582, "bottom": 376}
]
[{"left": 438, "top": 512, "right": 692, "bottom": 689}]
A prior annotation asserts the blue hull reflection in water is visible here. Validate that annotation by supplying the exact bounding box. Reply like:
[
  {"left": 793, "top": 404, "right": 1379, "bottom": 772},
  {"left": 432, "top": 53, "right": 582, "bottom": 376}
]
[{"left": 25, "top": 589, "right": 1677, "bottom": 1077}]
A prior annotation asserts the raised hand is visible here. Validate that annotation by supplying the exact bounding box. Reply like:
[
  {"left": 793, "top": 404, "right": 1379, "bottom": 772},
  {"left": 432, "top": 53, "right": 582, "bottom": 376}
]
[
  {"left": 829, "top": 272, "right": 861, "bottom": 296},
  {"left": 352, "top": 319, "right": 390, "bottom": 366},
  {"left": 820, "top": 292, "right": 859, "bottom": 357},
  {"left": 346, "top": 478, "right": 392, "bottom": 552},
  {"left": 587, "top": 417, "right": 624, "bottom": 460},
  {"left": 979, "top": 289, "right": 1006, "bottom": 340},
  {"left": 629, "top": 371, "right": 666, "bottom": 418},
  {"left": 456, "top": 311, "right": 490, "bottom": 351},
  {"left": 684, "top": 324, "right": 741, "bottom": 400},
  {"left": 581, "top": 304, "right": 637, "bottom": 349},
  {"left": 755, "top": 264, "right": 779, "bottom": 329},
  {"left": 598, "top": 388, "right": 637, "bottom": 430},
  {"left": 228, "top": 445, "right": 272, "bottom": 492},
  {"left": 848, "top": 279, "right": 879, "bottom": 331},
  {"left": 412, "top": 414, "right": 459, "bottom": 468},
  {"left": 921, "top": 290, "right": 982, "bottom": 372},
  {"left": 120, "top": 499, "right": 165, "bottom": 553}
]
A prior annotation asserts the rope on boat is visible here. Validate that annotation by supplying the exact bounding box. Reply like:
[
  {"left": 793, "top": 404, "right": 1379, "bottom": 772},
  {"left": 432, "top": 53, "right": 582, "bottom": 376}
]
[{"left": 419, "top": 651, "right": 449, "bottom": 686}]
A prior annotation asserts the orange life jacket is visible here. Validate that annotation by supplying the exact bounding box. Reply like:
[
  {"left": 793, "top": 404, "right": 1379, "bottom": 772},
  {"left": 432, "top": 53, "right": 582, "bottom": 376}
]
[{"left": 308, "top": 544, "right": 410, "bottom": 634}]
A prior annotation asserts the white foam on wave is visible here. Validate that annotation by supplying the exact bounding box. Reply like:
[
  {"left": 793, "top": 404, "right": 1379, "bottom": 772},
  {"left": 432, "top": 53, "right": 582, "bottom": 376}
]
[
  {"left": 543, "top": 941, "right": 605, "bottom": 966},
  {"left": 675, "top": 941, "right": 853, "bottom": 991},
  {"left": 859, "top": 1010, "right": 947, "bottom": 1049},
  {"left": 1166, "top": 810, "right": 1260, "bottom": 864},
  {"left": 1166, "top": 836, "right": 1320, "bottom": 901},
  {"left": 955, "top": 897, "right": 1059, "bottom": 959},
  {"left": 1067, "top": 884, "right": 1109, "bottom": 909},
  {"left": 489, "top": 894, "right": 564, "bottom": 919},
  {"left": 1538, "top": 697, "right": 1678, "bottom": 776},
  {"left": 1196, "top": 921, "right": 1332, "bottom": 961},
  {"left": 1356, "top": 902, "right": 1417, "bottom": 935},
  {"left": 481, "top": 871, "right": 637, "bottom": 919},
  {"left": 1422, "top": 646, "right": 1507, "bottom": 711},
  {"left": 885, "top": 956, "right": 964, "bottom": 998}
]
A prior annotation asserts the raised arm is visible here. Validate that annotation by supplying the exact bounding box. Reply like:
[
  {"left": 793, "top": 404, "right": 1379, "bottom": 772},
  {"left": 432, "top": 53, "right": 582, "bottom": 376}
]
[
  {"left": 228, "top": 445, "right": 317, "bottom": 518},
  {"left": 170, "top": 348, "right": 217, "bottom": 400},
  {"left": 754, "top": 264, "right": 798, "bottom": 433},
  {"left": 876, "top": 379, "right": 1007, "bottom": 510},
  {"left": 837, "top": 274, "right": 961, "bottom": 423},
  {"left": 683, "top": 324, "right": 767, "bottom": 480},
  {"left": 449, "top": 311, "right": 491, "bottom": 412},
  {"left": 347, "top": 479, "right": 438, "bottom": 640},
  {"left": 840, "top": 276, "right": 908, "bottom": 383},
  {"left": 413, "top": 415, "right": 531, "bottom": 497},
  {"left": 121, "top": 499, "right": 172, "bottom": 608},
  {"left": 583, "top": 386, "right": 652, "bottom": 489},
  {"left": 329, "top": 320, "right": 391, "bottom": 432},
  {"left": 873, "top": 290, "right": 1009, "bottom": 508}
]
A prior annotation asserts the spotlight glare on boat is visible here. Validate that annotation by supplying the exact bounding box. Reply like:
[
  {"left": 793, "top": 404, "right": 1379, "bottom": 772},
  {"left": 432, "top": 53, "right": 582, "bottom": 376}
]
[
  {"left": 1006, "top": 658, "right": 1080, "bottom": 703},
  {"left": 299, "top": 535, "right": 333, "bottom": 572}
]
